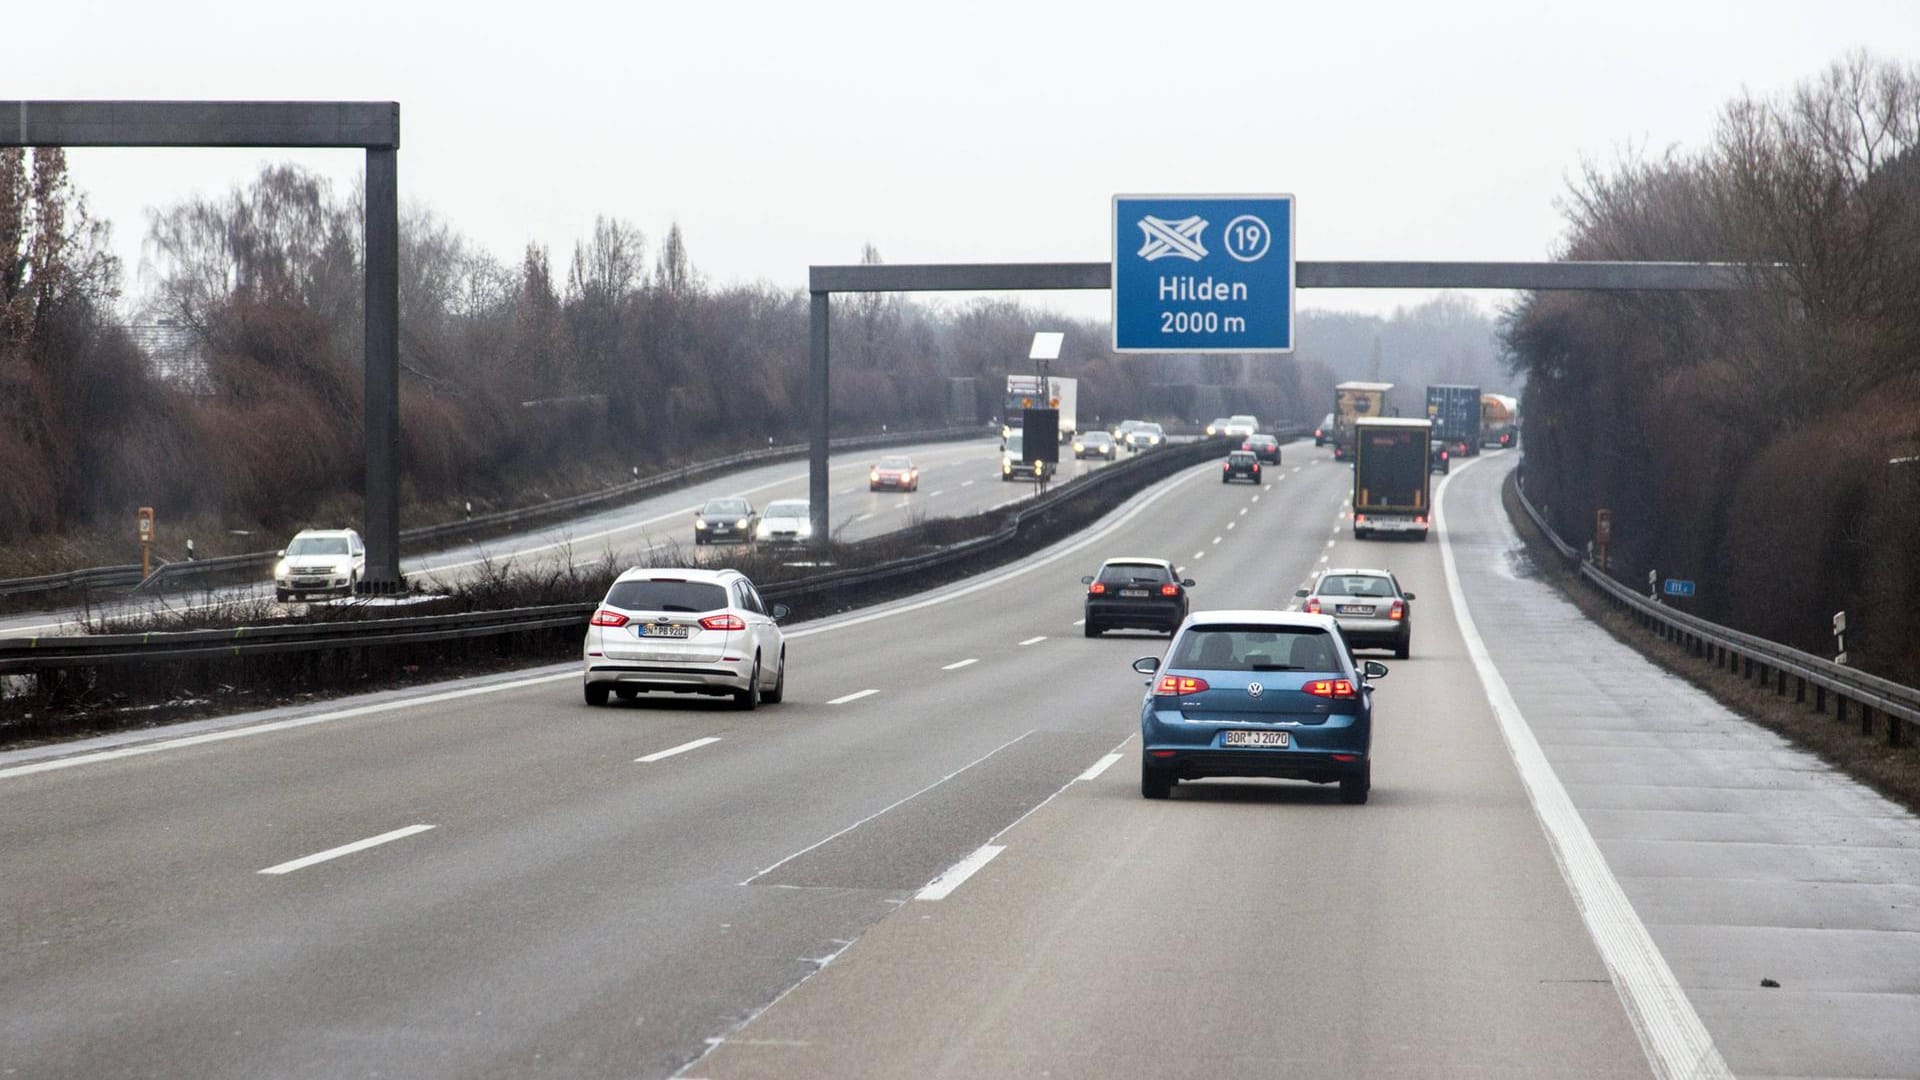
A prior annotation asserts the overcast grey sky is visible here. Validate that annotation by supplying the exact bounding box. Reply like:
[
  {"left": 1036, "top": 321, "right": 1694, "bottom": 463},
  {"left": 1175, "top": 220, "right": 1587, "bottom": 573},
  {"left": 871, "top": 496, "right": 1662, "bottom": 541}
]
[{"left": 11, "top": 0, "right": 1917, "bottom": 319}]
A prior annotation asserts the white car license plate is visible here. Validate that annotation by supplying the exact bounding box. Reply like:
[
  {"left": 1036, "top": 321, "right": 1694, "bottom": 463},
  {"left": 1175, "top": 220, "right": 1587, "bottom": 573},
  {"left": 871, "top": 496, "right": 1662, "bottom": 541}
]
[
  {"left": 1119, "top": 589, "right": 1149, "bottom": 598},
  {"left": 1337, "top": 605, "right": 1374, "bottom": 615},
  {"left": 1223, "top": 730, "right": 1289, "bottom": 748},
  {"left": 636, "top": 625, "right": 690, "bottom": 638}
]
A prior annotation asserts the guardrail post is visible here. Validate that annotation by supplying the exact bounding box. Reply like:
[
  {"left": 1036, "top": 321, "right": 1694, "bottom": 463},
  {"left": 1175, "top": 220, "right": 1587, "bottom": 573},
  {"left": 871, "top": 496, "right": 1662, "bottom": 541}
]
[
  {"left": 1836, "top": 695, "right": 1847, "bottom": 724},
  {"left": 1796, "top": 676, "right": 1805, "bottom": 703},
  {"left": 1861, "top": 703, "right": 1874, "bottom": 738},
  {"left": 1816, "top": 684, "right": 1827, "bottom": 713},
  {"left": 1891, "top": 714, "right": 1905, "bottom": 748}
]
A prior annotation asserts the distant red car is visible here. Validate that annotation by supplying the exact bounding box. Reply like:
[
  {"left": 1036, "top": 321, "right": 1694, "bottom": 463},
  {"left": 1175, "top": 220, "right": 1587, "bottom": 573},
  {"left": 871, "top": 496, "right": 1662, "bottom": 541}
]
[{"left": 869, "top": 456, "right": 919, "bottom": 492}]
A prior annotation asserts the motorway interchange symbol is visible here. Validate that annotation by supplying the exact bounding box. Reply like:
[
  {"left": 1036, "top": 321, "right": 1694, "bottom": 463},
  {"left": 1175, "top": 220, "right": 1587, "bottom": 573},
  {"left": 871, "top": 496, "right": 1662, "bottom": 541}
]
[{"left": 1136, "top": 215, "right": 1209, "bottom": 262}]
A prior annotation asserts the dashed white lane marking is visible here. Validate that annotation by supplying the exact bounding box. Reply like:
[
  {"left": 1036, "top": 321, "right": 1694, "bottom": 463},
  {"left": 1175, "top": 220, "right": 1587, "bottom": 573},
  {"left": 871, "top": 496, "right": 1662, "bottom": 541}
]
[
  {"left": 1071, "top": 618, "right": 1086, "bottom": 626},
  {"left": 1194, "top": 551, "right": 1206, "bottom": 560},
  {"left": 1018, "top": 636, "right": 1047, "bottom": 646},
  {"left": 744, "top": 730, "right": 1035, "bottom": 885},
  {"left": 1326, "top": 539, "right": 1336, "bottom": 548},
  {"left": 1319, "top": 555, "right": 1329, "bottom": 563},
  {"left": 1291, "top": 466, "right": 1302, "bottom": 473},
  {"left": 258, "top": 824, "right": 435, "bottom": 876},
  {"left": 826, "top": 689, "right": 879, "bottom": 705},
  {"left": 1211, "top": 536, "right": 1222, "bottom": 545},
  {"left": 961, "top": 480, "right": 976, "bottom": 487},
  {"left": 916, "top": 844, "right": 1006, "bottom": 901},
  {"left": 941, "top": 658, "right": 979, "bottom": 671},
  {"left": 1435, "top": 458, "right": 1731, "bottom": 1080},
  {"left": 928, "top": 490, "right": 945, "bottom": 498},
  {"left": 1239, "top": 507, "right": 1248, "bottom": 516},
  {"left": 1076, "top": 753, "right": 1123, "bottom": 781},
  {"left": 840, "top": 487, "right": 856, "bottom": 494},
  {"left": 1251, "top": 495, "right": 1260, "bottom": 503},
  {"left": 636, "top": 736, "right": 722, "bottom": 763},
  {"left": 1226, "top": 522, "right": 1236, "bottom": 531},
  {"left": 854, "top": 512, "right": 873, "bottom": 522}
]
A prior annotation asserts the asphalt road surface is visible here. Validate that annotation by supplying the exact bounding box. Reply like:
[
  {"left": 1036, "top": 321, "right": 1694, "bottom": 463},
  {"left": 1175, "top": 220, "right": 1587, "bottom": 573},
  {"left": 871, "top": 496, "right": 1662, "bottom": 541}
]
[{"left": 3, "top": 444, "right": 1914, "bottom": 1079}]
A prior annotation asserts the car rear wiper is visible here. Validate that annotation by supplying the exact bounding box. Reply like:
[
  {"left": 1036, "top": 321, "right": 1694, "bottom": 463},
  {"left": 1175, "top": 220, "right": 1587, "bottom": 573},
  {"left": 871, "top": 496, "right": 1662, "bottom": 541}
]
[
  {"left": 1249, "top": 664, "right": 1304, "bottom": 671},
  {"left": 656, "top": 605, "right": 698, "bottom": 613}
]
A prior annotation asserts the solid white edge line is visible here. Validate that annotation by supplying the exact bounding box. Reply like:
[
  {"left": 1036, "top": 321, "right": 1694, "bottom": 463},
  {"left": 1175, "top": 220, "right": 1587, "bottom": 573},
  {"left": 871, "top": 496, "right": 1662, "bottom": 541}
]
[
  {"left": 1076, "top": 752, "right": 1123, "bottom": 782},
  {"left": 940, "top": 658, "right": 979, "bottom": 671},
  {"left": 914, "top": 844, "right": 1006, "bottom": 901},
  {"left": 1435, "top": 457, "right": 1731, "bottom": 1080},
  {"left": 826, "top": 689, "right": 878, "bottom": 705},
  {"left": 0, "top": 671, "right": 578, "bottom": 780},
  {"left": 1018, "top": 636, "right": 1046, "bottom": 646},
  {"left": 258, "top": 823, "right": 435, "bottom": 875},
  {"left": 636, "top": 736, "right": 722, "bottom": 763},
  {"left": 741, "top": 729, "right": 1035, "bottom": 884}
]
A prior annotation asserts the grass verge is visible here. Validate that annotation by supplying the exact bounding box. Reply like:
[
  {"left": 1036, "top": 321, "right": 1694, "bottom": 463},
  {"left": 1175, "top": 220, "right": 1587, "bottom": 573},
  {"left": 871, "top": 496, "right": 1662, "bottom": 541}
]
[{"left": 1502, "top": 470, "right": 1920, "bottom": 815}]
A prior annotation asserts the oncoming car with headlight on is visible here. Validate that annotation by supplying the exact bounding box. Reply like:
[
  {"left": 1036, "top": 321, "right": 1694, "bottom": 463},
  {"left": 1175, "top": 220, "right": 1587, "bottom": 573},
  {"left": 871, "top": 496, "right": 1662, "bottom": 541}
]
[
  {"left": 755, "top": 499, "right": 811, "bottom": 545},
  {"left": 694, "top": 498, "right": 757, "bottom": 545},
  {"left": 1133, "top": 610, "right": 1387, "bottom": 803}
]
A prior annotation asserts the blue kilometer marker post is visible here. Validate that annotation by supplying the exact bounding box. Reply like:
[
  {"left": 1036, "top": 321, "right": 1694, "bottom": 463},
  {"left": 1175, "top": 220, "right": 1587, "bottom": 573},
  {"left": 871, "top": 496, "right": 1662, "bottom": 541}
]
[{"left": 1112, "top": 194, "right": 1295, "bottom": 353}]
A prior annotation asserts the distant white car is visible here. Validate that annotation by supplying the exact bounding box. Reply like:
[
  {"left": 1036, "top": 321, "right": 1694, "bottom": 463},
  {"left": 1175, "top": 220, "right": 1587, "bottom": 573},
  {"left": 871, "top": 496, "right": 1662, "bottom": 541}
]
[
  {"left": 583, "top": 567, "right": 788, "bottom": 709},
  {"left": 273, "top": 528, "right": 366, "bottom": 602},
  {"left": 756, "top": 499, "right": 812, "bottom": 545},
  {"left": 1223, "top": 414, "right": 1259, "bottom": 438}
]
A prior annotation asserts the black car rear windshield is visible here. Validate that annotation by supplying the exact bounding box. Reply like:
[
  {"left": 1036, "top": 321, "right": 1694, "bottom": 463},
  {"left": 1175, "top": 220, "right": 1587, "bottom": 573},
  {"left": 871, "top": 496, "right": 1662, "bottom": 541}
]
[
  {"left": 702, "top": 499, "right": 750, "bottom": 516},
  {"left": 605, "top": 579, "right": 728, "bottom": 613},
  {"left": 1097, "top": 562, "right": 1172, "bottom": 586},
  {"left": 1317, "top": 575, "right": 1396, "bottom": 598},
  {"left": 1172, "top": 625, "right": 1342, "bottom": 672},
  {"left": 1227, "top": 452, "right": 1257, "bottom": 463}
]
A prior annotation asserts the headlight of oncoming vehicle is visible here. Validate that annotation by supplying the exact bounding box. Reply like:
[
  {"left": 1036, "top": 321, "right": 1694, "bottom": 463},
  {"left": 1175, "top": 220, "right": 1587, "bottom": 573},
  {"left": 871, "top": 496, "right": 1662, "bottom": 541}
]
[
  {"left": 695, "top": 518, "right": 708, "bottom": 530},
  {"left": 273, "top": 559, "right": 289, "bottom": 579}
]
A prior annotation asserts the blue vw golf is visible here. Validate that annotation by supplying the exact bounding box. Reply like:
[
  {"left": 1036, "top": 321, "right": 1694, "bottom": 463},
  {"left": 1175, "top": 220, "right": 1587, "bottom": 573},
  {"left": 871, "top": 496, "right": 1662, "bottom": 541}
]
[{"left": 1134, "top": 610, "right": 1387, "bottom": 803}]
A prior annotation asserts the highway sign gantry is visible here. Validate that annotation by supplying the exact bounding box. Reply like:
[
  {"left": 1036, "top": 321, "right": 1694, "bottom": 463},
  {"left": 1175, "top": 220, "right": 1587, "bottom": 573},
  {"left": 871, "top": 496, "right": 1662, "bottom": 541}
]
[{"left": 1112, "top": 194, "right": 1295, "bottom": 353}]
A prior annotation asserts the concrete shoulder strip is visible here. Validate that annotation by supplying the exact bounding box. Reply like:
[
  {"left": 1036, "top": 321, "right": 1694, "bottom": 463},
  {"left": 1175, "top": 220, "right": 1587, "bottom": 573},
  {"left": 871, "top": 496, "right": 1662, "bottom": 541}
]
[{"left": 1435, "top": 458, "right": 1731, "bottom": 1080}]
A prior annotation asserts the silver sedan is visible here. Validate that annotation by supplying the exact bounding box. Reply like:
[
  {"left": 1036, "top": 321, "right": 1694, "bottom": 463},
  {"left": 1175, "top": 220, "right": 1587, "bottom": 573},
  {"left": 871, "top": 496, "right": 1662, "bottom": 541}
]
[{"left": 1295, "top": 567, "right": 1416, "bottom": 658}]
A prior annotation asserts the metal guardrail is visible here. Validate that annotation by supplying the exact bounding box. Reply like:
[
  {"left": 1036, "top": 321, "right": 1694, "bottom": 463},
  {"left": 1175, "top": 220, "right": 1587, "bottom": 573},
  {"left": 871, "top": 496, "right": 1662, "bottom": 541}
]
[
  {"left": 1513, "top": 466, "right": 1918, "bottom": 747},
  {"left": 0, "top": 425, "right": 987, "bottom": 600},
  {"left": 0, "top": 431, "right": 1295, "bottom": 677}
]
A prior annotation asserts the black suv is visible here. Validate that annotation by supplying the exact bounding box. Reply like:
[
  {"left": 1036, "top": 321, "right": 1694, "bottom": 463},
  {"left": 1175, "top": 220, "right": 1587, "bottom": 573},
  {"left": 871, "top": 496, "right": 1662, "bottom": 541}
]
[
  {"left": 1222, "top": 450, "right": 1262, "bottom": 484},
  {"left": 1082, "top": 558, "right": 1193, "bottom": 637}
]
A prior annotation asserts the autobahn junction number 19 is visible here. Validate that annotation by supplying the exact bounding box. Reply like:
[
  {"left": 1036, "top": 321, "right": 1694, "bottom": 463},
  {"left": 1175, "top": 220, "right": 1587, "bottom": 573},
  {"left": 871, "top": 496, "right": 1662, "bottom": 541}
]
[{"left": 1112, "top": 194, "right": 1295, "bottom": 354}]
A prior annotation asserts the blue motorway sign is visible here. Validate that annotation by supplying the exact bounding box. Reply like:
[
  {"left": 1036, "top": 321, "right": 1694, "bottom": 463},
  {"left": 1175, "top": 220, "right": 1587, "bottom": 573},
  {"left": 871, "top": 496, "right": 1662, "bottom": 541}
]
[
  {"left": 1113, "top": 194, "right": 1294, "bottom": 353},
  {"left": 1663, "top": 579, "right": 1697, "bottom": 597}
]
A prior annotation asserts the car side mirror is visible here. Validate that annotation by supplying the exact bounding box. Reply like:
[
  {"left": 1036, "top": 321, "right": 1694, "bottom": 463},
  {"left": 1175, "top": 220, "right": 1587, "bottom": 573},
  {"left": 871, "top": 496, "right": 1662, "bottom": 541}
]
[
  {"left": 1402, "top": 592, "right": 1416, "bottom": 601},
  {"left": 1081, "top": 575, "right": 1095, "bottom": 585},
  {"left": 1294, "top": 589, "right": 1309, "bottom": 598},
  {"left": 1362, "top": 660, "right": 1389, "bottom": 681},
  {"left": 1181, "top": 578, "right": 1196, "bottom": 588},
  {"left": 770, "top": 604, "right": 790, "bottom": 621},
  {"left": 1131, "top": 657, "right": 1160, "bottom": 674}
]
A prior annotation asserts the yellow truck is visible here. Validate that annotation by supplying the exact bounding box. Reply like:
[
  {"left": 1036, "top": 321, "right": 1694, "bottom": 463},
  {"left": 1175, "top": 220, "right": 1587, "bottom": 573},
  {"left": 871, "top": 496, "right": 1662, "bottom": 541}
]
[
  {"left": 1480, "top": 393, "right": 1520, "bottom": 449},
  {"left": 1331, "top": 381, "right": 1394, "bottom": 460}
]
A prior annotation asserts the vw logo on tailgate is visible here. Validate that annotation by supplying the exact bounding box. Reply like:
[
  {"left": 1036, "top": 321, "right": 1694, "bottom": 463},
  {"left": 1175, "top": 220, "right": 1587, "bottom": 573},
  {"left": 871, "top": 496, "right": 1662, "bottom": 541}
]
[{"left": 1247, "top": 682, "right": 1264, "bottom": 698}]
